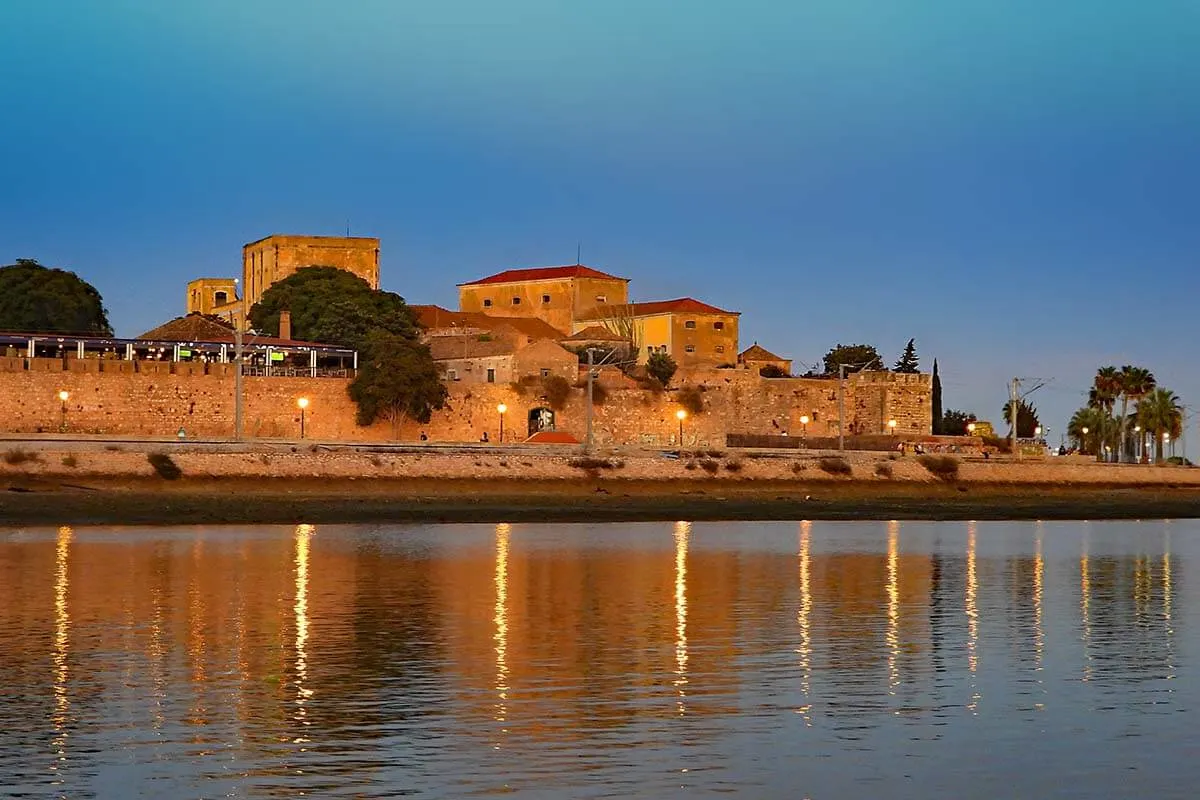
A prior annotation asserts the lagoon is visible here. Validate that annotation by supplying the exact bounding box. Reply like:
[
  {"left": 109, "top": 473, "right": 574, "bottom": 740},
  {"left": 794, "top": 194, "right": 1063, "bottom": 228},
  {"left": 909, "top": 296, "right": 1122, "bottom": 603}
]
[{"left": 0, "top": 520, "right": 1196, "bottom": 798}]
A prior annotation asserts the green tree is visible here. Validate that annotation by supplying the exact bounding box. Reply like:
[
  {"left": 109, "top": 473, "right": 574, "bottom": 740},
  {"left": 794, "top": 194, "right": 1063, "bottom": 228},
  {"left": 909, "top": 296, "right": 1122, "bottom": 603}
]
[
  {"left": 931, "top": 359, "right": 943, "bottom": 434},
  {"left": 822, "top": 343, "right": 883, "bottom": 375},
  {"left": 940, "top": 409, "right": 976, "bottom": 436},
  {"left": 249, "top": 266, "right": 420, "bottom": 349},
  {"left": 0, "top": 259, "right": 112, "bottom": 335},
  {"left": 893, "top": 338, "right": 919, "bottom": 373},
  {"left": 1116, "top": 365, "right": 1156, "bottom": 461},
  {"left": 646, "top": 351, "right": 678, "bottom": 387},
  {"left": 348, "top": 332, "right": 448, "bottom": 437},
  {"left": 1001, "top": 398, "right": 1041, "bottom": 438},
  {"left": 1136, "top": 387, "right": 1183, "bottom": 463}
]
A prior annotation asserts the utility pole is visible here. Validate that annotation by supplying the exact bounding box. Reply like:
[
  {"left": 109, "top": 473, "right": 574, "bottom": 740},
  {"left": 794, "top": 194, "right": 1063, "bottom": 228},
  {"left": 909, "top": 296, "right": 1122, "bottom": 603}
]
[
  {"left": 585, "top": 348, "right": 595, "bottom": 452},
  {"left": 1010, "top": 377, "right": 1019, "bottom": 461},
  {"left": 234, "top": 279, "right": 244, "bottom": 441},
  {"left": 838, "top": 363, "right": 847, "bottom": 451}
]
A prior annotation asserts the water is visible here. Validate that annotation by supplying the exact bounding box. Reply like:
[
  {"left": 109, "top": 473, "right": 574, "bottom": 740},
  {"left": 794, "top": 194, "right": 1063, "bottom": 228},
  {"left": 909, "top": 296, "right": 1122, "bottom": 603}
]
[{"left": 0, "top": 520, "right": 1195, "bottom": 798}]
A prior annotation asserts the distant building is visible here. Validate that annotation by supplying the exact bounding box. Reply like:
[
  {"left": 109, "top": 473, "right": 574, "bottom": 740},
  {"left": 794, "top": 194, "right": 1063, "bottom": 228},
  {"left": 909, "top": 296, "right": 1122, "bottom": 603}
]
[
  {"left": 574, "top": 297, "right": 740, "bottom": 367},
  {"left": 738, "top": 343, "right": 791, "bottom": 375},
  {"left": 186, "top": 234, "right": 381, "bottom": 329},
  {"left": 457, "top": 265, "right": 630, "bottom": 335}
]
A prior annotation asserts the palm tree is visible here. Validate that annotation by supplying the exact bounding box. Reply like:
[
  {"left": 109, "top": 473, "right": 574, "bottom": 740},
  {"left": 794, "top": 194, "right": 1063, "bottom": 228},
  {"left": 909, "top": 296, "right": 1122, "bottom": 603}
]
[
  {"left": 1090, "top": 366, "right": 1122, "bottom": 459},
  {"left": 1001, "top": 398, "right": 1041, "bottom": 438},
  {"left": 1068, "top": 406, "right": 1108, "bottom": 455},
  {"left": 1116, "top": 366, "right": 1156, "bottom": 461},
  {"left": 1136, "top": 388, "right": 1183, "bottom": 463}
]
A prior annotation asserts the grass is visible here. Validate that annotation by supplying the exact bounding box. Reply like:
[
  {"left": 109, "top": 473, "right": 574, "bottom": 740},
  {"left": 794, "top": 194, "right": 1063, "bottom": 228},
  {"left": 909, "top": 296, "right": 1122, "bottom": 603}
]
[
  {"left": 918, "top": 454, "right": 960, "bottom": 480},
  {"left": 147, "top": 452, "right": 182, "bottom": 480},
  {"left": 818, "top": 456, "right": 852, "bottom": 476},
  {"left": 3, "top": 448, "right": 39, "bottom": 465}
]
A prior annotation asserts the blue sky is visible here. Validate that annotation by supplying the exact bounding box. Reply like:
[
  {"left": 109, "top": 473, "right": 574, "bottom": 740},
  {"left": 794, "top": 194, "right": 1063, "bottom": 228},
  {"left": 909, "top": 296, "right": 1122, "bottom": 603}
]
[{"left": 2, "top": 1, "right": 1198, "bottom": 437}]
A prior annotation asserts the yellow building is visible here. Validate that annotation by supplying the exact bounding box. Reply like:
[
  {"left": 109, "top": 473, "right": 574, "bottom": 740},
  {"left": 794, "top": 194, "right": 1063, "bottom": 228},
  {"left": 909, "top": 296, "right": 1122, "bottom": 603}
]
[
  {"left": 574, "top": 298, "right": 740, "bottom": 367},
  {"left": 186, "top": 234, "right": 381, "bottom": 329},
  {"left": 457, "top": 265, "right": 630, "bottom": 335}
]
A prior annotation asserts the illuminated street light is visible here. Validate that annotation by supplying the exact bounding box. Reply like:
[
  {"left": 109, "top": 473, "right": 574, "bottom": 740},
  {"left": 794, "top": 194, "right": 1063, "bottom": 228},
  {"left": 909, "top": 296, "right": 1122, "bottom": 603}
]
[
  {"left": 57, "top": 390, "right": 70, "bottom": 431},
  {"left": 497, "top": 403, "right": 507, "bottom": 442},
  {"left": 297, "top": 397, "right": 309, "bottom": 439},
  {"left": 676, "top": 408, "right": 687, "bottom": 445},
  {"left": 887, "top": 419, "right": 897, "bottom": 434},
  {"left": 967, "top": 422, "right": 977, "bottom": 434}
]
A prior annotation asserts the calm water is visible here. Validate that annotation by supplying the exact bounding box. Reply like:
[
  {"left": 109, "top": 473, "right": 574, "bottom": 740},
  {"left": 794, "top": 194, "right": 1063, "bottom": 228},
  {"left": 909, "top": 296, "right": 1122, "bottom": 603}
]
[{"left": 0, "top": 520, "right": 1196, "bottom": 798}]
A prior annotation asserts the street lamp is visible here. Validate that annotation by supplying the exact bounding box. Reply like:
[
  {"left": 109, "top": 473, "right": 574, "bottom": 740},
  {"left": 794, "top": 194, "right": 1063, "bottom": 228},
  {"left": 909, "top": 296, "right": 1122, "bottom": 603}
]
[
  {"left": 887, "top": 419, "right": 897, "bottom": 435},
  {"left": 1081, "top": 426, "right": 1089, "bottom": 453},
  {"left": 1134, "top": 425, "right": 1141, "bottom": 461},
  {"left": 676, "top": 408, "right": 687, "bottom": 445},
  {"left": 1034, "top": 425, "right": 1042, "bottom": 439},
  {"left": 297, "top": 397, "right": 309, "bottom": 439},
  {"left": 967, "top": 422, "right": 977, "bottom": 434},
  {"left": 58, "top": 390, "right": 69, "bottom": 431},
  {"left": 799, "top": 414, "right": 809, "bottom": 446},
  {"left": 497, "top": 403, "right": 507, "bottom": 442}
]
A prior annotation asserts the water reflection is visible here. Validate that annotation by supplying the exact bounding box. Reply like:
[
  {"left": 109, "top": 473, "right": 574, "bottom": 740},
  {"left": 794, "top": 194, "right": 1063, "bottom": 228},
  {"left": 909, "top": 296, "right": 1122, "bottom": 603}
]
[{"left": 0, "top": 520, "right": 1196, "bottom": 798}]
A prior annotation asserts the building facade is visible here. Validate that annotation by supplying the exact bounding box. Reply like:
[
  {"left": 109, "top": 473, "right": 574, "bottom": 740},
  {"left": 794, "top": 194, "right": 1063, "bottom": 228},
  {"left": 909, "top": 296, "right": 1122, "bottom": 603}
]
[
  {"left": 575, "top": 298, "right": 740, "bottom": 367},
  {"left": 457, "top": 265, "right": 630, "bottom": 335}
]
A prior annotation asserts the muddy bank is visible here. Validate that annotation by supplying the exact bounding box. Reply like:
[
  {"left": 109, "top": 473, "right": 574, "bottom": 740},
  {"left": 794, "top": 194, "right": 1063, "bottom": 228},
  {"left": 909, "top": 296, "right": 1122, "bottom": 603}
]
[{"left": 3, "top": 475, "right": 1200, "bottom": 525}]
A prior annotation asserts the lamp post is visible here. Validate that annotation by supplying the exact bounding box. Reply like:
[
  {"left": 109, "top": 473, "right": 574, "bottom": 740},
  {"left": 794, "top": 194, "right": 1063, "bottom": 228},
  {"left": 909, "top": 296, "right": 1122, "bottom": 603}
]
[
  {"left": 297, "top": 397, "right": 309, "bottom": 439},
  {"left": 1163, "top": 431, "right": 1171, "bottom": 462},
  {"left": 676, "top": 408, "right": 687, "bottom": 445},
  {"left": 1081, "top": 426, "right": 1089, "bottom": 454},
  {"left": 1134, "top": 425, "right": 1141, "bottom": 462},
  {"left": 58, "top": 390, "right": 69, "bottom": 431},
  {"left": 1035, "top": 425, "right": 1042, "bottom": 441},
  {"left": 233, "top": 277, "right": 244, "bottom": 441},
  {"left": 887, "top": 419, "right": 897, "bottom": 435},
  {"left": 497, "top": 403, "right": 507, "bottom": 442},
  {"left": 967, "top": 422, "right": 977, "bottom": 435},
  {"left": 799, "top": 414, "right": 809, "bottom": 448}
]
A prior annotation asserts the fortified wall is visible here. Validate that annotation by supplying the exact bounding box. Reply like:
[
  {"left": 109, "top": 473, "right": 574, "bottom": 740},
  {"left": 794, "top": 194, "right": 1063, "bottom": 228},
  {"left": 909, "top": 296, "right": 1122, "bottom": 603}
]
[{"left": 0, "top": 358, "right": 931, "bottom": 445}]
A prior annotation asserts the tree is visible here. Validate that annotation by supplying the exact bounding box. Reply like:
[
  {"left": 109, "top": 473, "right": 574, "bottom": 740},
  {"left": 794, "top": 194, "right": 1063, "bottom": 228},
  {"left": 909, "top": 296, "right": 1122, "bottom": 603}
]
[
  {"left": 1068, "top": 406, "right": 1110, "bottom": 455},
  {"left": 646, "top": 351, "right": 677, "bottom": 387},
  {"left": 823, "top": 344, "right": 883, "bottom": 375},
  {"left": 1116, "top": 365, "right": 1156, "bottom": 461},
  {"left": 1001, "top": 398, "right": 1041, "bottom": 438},
  {"left": 931, "top": 360, "right": 943, "bottom": 434},
  {"left": 1136, "top": 388, "right": 1183, "bottom": 463},
  {"left": 249, "top": 266, "right": 420, "bottom": 349},
  {"left": 348, "top": 332, "right": 448, "bottom": 437},
  {"left": 893, "top": 339, "right": 919, "bottom": 373},
  {"left": 940, "top": 409, "right": 976, "bottom": 436},
  {"left": 0, "top": 259, "right": 112, "bottom": 335},
  {"left": 759, "top": 364, "right": 788, "bottom": 378}
]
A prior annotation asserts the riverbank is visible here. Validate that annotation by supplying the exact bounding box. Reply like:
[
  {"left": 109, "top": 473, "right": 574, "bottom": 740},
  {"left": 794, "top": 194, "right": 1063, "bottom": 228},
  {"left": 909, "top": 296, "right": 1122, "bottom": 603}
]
[{"left": 3, "top": 443, "right": 1199, "bottom": 524}]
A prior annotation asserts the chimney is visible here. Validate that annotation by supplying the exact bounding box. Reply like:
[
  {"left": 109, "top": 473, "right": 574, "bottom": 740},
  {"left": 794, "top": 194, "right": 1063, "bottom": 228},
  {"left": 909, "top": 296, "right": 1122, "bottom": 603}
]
[{"left": 279, "top": 310, "right": 292, "bottom": 341}]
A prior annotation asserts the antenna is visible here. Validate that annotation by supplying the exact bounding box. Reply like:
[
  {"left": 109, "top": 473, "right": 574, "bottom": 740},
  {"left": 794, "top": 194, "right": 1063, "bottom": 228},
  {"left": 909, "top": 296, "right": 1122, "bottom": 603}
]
[
  {"left": 576, "top": 241, "right": 581, "bottom": 266},
  {"left": 346, "top": 220, "right": 351, "bottom": 237}
]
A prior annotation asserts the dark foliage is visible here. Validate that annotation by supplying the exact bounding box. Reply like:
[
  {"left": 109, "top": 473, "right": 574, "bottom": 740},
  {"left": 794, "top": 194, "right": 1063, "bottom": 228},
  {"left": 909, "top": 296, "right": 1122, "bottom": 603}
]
[
  {"left": 646, "top": 351, "right": 678, "bottom": 387},
  {"left": 818, "top": 456, "right": 852, "bottom": 475},
  {"left": 0, "top": 259, "right": 112, "bottom": 335},
  {"left": 822, "top": 344, "right": 883, "bottom": 375},
  {"left": 893, "top": 339, "right": 919, "bottom": 373},
  {"left": 940, "top": 409, "right": 976, "bottom": 436},
  {"left": 676, "top": 385, "right": 705, "bottom": 415},
  {"left": 147, "top": 452, "right": 182, "bottom": 480},
  {"left": 759, "top": 364, "right": 789, "bottom": 378},
  {"left": 348, "top": 332, "right": 449, "bottom": 434},
  {"left": 918, "top": 454, "right": 959, "bottom": 479},
  {"left": 931, "top": 359, "right": 943, "bottom": 433}
]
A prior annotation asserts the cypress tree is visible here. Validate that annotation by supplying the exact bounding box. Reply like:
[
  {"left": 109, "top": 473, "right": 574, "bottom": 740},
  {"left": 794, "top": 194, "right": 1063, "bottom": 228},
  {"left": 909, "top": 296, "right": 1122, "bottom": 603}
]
[{"left": 931, "top": 359, "right": 943, "bottom": 434}]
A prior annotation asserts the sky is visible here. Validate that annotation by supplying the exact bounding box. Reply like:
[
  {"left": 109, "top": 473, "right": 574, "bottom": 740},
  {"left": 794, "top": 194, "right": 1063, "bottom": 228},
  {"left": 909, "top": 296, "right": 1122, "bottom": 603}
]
[{"left": 2, "top": 0, "right": 1198, "bottom": 439}]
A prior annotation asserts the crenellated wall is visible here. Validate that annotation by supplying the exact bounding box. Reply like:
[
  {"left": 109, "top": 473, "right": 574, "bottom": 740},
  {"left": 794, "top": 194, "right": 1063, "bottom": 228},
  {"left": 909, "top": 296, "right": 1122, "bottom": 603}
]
[{"left": 0, "top": 358, "right": 930, "bottom": 445}]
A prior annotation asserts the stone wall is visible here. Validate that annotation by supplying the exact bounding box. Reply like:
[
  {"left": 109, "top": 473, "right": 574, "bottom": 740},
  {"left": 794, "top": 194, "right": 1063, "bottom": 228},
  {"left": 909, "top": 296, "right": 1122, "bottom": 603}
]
[{"left": 0, "top": 358, "right": 931, "bottom": 445}]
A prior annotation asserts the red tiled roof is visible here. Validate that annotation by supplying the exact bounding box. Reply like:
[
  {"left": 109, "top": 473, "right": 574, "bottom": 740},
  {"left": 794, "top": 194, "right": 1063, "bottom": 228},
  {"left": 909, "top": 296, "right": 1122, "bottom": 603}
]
[
  {"left": 136, "top": 314, "right": 333, "bottom": 348},
  {"left": 561, "top": 325, "right": 630, "bottom": 343},
  {"left": 524, "top": 430, "right": 581, "bottom": 444},
  {"left": 458, "top": 264, "right": 628, "bottom": 287},
  {"left": 577, "top": 297, "right": 738, "bottom": 321},
  {"left": 412, "top": 305, "right": 565, "bottom": 341}
]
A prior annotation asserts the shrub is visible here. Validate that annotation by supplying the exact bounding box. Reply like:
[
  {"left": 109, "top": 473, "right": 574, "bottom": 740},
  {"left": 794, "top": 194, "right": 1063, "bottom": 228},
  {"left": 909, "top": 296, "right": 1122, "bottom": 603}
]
[
  {"left": 724, "top": 459, "right": 743, "bottom": 472},
  {"left": 705, "top": 449, "right": 723, "bottom": 458},
  {"left": 61, "top": 455, "right": 78, "bottom": 468},
  {"left": 568, "top": 457, "right": 620, "bottom": 470},
  {"left": 147, "top": 452, "right": 182, "bottom": 480},
  {"left": 759, "top": 364, "right": 789, "bottom": 378},
  {"left": 259, "top": 454, "right": 271, "bottom": 466},
  {"left": 1166, "top": 456, "right": 1194, "bottom": 467},
  {"left": 3, "top": 448, "right": 39, "bottom": 465},
  {"left": 104, "top": 445, "right": 123, "bottom": 452},
  {"left": 818, "top": 456, "right": 852, "bottom": 476},
  {"left": 791, "top": 462, "right": 807, "bottom": 474},
  {"left": 699, "top": 458, "right": 720, "bottom": 474},
  {"left": 918, "top": 454, "right": 960, "bottom": 480},
  {"left": 370, "top": 455, "right": 384, "bottom": 467},
  {"left": 676, "top": 385, "right": 705, "bottom": 416},
  {"left": 647, "top": 352, "right": 678, "bottom": 387},
  {"left": 874, "top": 462, "right": 893, "bottom": 479},
  {"left": 541, "top": 374, "right": 572, "bottom": 410},
  {"left": 685, "top": 461, "right": 698, "bottom": 471},
  {"left": 574, "top": 380, "right": 608, "bottom": 406}
]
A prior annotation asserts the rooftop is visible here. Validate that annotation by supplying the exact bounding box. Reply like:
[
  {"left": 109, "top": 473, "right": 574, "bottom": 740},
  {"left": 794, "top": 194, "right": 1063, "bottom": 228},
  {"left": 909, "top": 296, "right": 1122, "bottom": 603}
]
[
  {"left": 577, "top": 297, "right": 738, "bottom": 321},
  {"left": 135, "top": 314, "right": 336, "bottom": 349},
  {"left": 412, "top": 305, "right": 564, "bottom": 342},
  {"left": 561, "top": 325, "right": 631, "bottom": 343},
  {"left": 243, "top": 234, "right": 380, "bottom": 248},
  {"left": 739, "top": 343, "right": 787, "bottom": 362},
  {"left": 458, "top": 264, "right": 628, "bottom": 287}
]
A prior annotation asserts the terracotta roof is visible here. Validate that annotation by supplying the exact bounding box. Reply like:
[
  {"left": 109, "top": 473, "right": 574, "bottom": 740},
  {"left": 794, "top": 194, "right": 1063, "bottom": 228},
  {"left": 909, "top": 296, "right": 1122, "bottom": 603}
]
[
  {"left": 412, "top": 305, "right": 565, "bottom": 341},
  {"left": 137, "top": 314, "right": 333, "bottom": 348},
  {"left": 524, "top": 430, "right": 581, "bottom": 444},
  {"left": 429, "top": 335, "right": 516, "bottom": 360},
  {"left": 458, "top": 264, "right": 628, "bottom": 287},
  {"left": 562, "top": 325, "right": 630, "bottom": 343},
  {"left": 739, "top": 343, "right": 787, "bottom": 362},
  {"left": 577, "top": 297, "right": 738, "bottom": 321}
]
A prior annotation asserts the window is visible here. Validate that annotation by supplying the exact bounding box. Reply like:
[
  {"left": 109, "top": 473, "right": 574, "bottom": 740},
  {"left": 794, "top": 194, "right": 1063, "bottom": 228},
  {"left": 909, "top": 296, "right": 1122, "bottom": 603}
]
[
  {"left": 713, "top": 321, "right": 725, "bottom": 330},
  {"left": 685, "top": 345, "right": 695, "bottom": 353},
  {"left": 542, "top": 294, "right": 551, "bottom": 304},
  {"left": 483, "top": 299, "right": 492, "bottom": 307},
  {"left": 596, "top": 295, "right": 607, "bottom": 303},
  {"left": 486, "top": 368, "right": 495, "bottom": 383},
  {"left": 512, "top": 297, "right": 521, "bottom": 305},
  {"left": 685, "top": 320, "right": 696, "bottom": 329},
  {"left": 540, "top": 368, "right": 550, "bottom": 377},
  {"left": 715, "top": 345, "right": 725, "bottom": 353},
  {"left": 447, "top": 369, "right": 458, "bottom": 381},
  {"left": 214, "top": 291, "right": 228, "bottom": 305}
]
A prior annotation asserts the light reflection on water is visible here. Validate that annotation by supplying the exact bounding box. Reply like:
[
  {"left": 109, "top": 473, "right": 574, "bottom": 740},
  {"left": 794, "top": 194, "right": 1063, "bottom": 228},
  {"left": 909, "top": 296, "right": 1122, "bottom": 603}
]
[{"left": 0, "top": 520, "right": 1197, "bottom": 798}]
